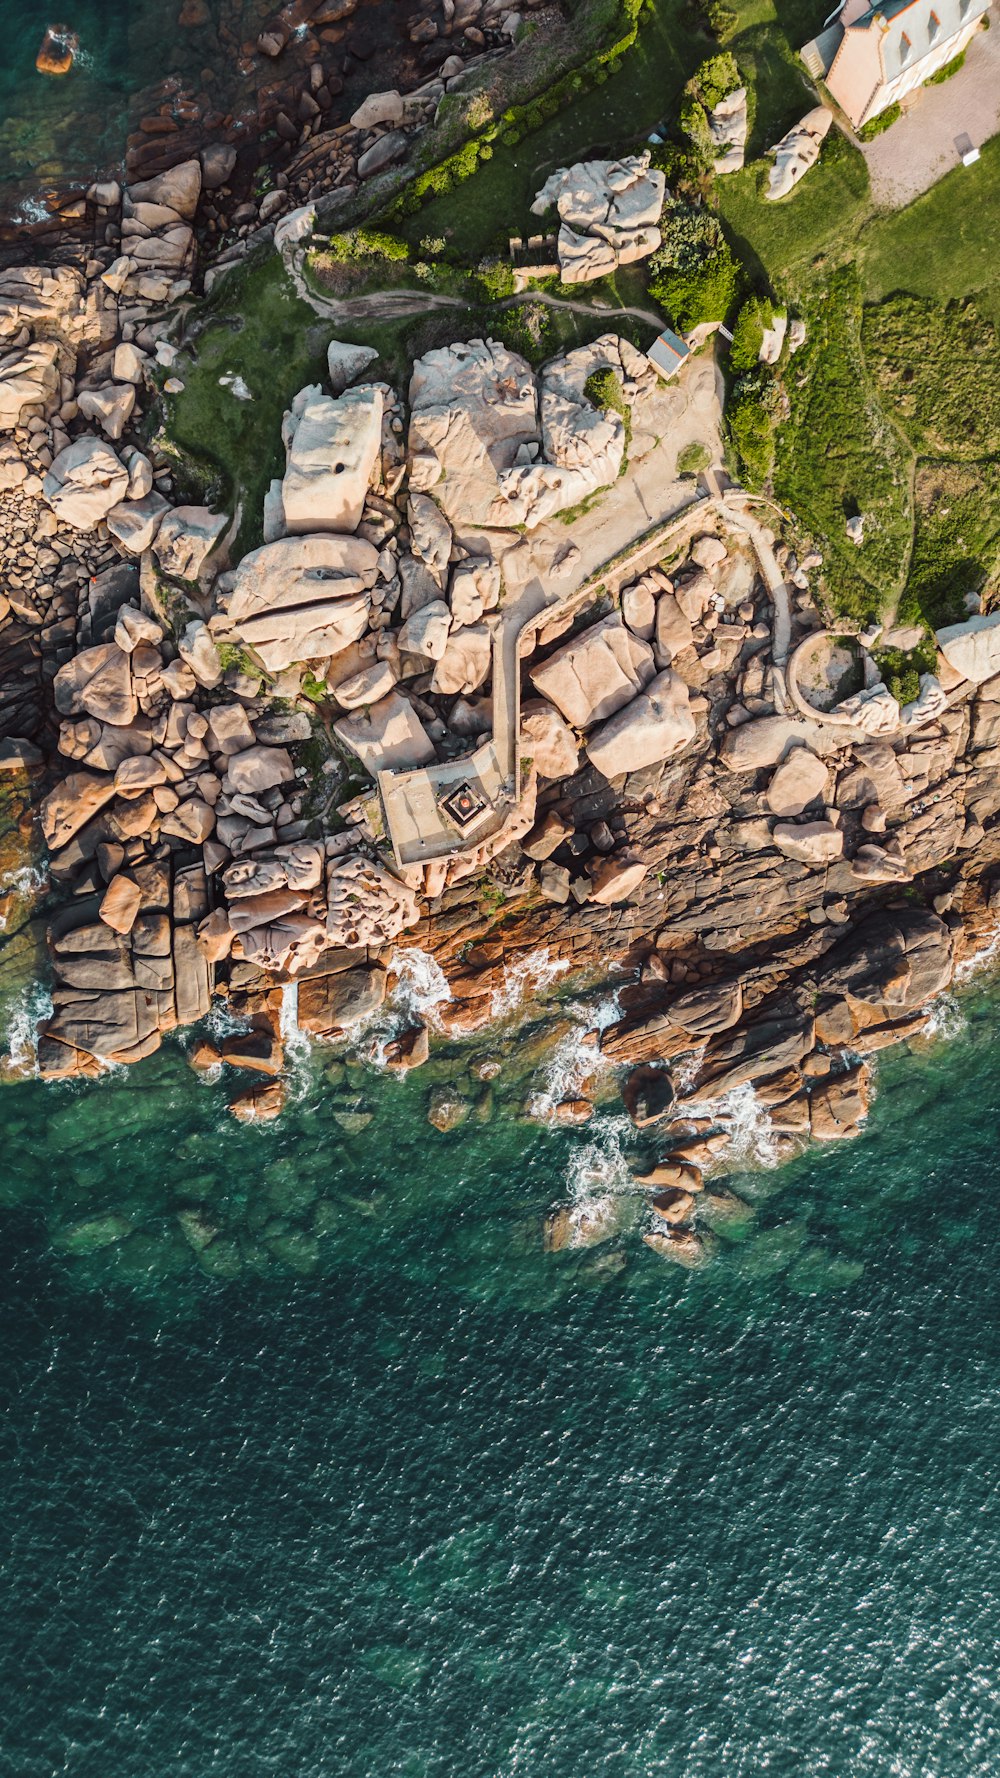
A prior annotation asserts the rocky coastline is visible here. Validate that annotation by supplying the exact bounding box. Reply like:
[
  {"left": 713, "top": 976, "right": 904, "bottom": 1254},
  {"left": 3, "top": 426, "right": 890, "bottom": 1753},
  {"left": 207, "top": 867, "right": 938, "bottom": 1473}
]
[{"left": 5, "top": 143, "right": 1000, "bottom": 1270}]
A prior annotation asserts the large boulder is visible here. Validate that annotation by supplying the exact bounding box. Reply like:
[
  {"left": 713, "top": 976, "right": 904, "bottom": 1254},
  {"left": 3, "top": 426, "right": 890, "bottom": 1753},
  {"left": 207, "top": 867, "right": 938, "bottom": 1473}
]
[
  {"left": 720, "top": 715, "right": 813, "bottom": 772},
  {"left": 106, "top": 490, "right": 169, "bottom": 554},
  {"left": 765, "top": 746, "right": 828, "bottom": 816},
  {"left": 77, "top": 382, "right": 135, "bottom": 441},
  {"left": 154, "top": 505, "right": 227, "bottom": 581},
  {"left": 407, "top": 338, "right": 540, "bottom": 528},
  {"left": 334, "top": 690, "right": 436, "bottom": 772},
  {"left": 43, "top": 436, "right": 128, "bottom": 530},
  {"left": 520, "top": 699, "right": 580, "bottom": 780},
  {"left": 529, "top": 613, "right": 655, "bottom": 730},
  {"left": 54, "top": 643, "right": 136, "bottom": 726},
  {"left": 0, "top": 339, "right": 60, "bottom": 428},
  {"left": 936, "top": 612, "right": 1000, "bottom": 686},
  {"left": 41, "top": 772, "right": 117, "bottom": 850},
  {"left": 431, "top": 623, "right": 492, "bottom": 695},
  {"left": 533, "top": 153, "right": 665, "bottom": 284},
  {"left": 767, "top": 106, "right": 833, "bottom": 201},
  {"left": 281, "top": 384, "right": 382, "bottom": 534},
  {"left": 397, "top": 599, "right": 451, "bottom": 661},
  {"left": 128, "top": 159, "right": 202, "bottom": 219},
  {"left": 586, "top": 669, "right": 695, "bottom": 778},
  {"left": 709, "top": 86, "right": 749, "bottom": 175},
  {"left": 772, "top": 819, "right": 844, "bottom": 866},
  {"left": 298, "top": 964, "right": 388, "bottom": 1036},
  {"left": 820, "top": 909, "right": 953, "bottom": 1012},
  {"left": 226, "top": 534, "right": 377, "bottom": 671},
  {"left": 327, "top": 339, "right": 380, "bottom": 396}
]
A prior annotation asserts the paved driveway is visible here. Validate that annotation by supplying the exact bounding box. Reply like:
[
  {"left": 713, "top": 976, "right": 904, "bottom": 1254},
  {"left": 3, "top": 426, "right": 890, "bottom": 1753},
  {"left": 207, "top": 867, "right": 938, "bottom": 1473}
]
[{"left": 862, "top": 10, "right": 1000, "bottom": 208}]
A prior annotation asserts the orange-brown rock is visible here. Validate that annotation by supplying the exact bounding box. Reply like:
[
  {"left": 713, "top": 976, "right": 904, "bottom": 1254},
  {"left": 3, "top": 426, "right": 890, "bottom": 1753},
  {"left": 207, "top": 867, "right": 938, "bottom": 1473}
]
[
  {"left": 220, "top": 1027, "right": 284, "bottom": 1075},
  {"left": 649, "top": 1187, "right": 696, "bottom": 1223},
  {"left": 98, "top": 874, "right": 142, "bottom": 935},
  {"left": 188, "top": 1039, "right": 221, "bottom": 1074},
  {"left": 229, "top": 1080, "right": 286, "bottom": 1122},
  {"left": 36, "top": 26, "right": 77, "bottom": 75}
]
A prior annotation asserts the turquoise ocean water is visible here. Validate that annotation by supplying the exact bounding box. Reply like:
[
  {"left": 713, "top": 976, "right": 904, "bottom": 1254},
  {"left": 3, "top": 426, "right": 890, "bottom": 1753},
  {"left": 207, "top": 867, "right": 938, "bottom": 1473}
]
[{"left": 2, "top": 962, "right": 999, "bottom": 1775}]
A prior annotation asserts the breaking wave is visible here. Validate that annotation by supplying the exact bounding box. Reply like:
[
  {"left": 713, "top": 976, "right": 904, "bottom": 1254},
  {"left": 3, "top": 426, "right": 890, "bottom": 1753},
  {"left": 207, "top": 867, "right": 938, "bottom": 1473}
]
[
  {"left": 4, "top": 980, "right": 53, "bottom": 1075},
  {"left": 490, "top": 948, "right": 569, "bottom": 1020}
]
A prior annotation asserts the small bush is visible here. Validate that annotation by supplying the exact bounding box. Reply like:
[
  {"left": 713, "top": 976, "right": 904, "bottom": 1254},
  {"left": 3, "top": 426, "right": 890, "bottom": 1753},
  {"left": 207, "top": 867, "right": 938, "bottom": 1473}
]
[
  {"left": 858, "top": 103, "right": 901, "bottom": 141},
  {"left": 584, "top": 367, "right": 632, "bottom": 451},
  {"left": 729, "top": 295, "right": 771, "bottom": 373},
  {"left": 688, "top": 50, "right": 740, "bottom": 108},
  {"left": 727, "top": 370, "right": 779, "bottom": 487},
  {"left": 677, "top": 441, "right": 711, "bottom": 477},
  {"left": 925, "top": 49, "right": 965, "bottom": 83},
  {"left": 476, "top": 257, "right": 517, "bottom": 301},
  {"left": 648, "top": 202, "right": 740, "bottom": 329},
  {"left": 702, "top": 0, "right": 738, "bottom": 40}
]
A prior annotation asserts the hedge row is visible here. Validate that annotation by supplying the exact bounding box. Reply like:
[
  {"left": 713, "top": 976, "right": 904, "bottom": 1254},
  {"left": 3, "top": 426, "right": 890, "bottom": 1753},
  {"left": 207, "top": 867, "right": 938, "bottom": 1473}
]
[{"left": 383, "top": 0, "right": 646, "bottom": 223}]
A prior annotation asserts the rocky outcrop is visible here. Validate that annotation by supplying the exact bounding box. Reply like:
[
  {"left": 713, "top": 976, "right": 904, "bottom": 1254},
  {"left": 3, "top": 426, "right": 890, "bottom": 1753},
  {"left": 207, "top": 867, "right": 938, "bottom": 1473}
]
[
  {"left": 530, "top": 614, "right": 655, "bottom": 730},
  {"left": 280, "top": 384, "right": 383, "bottom": 535},
  {"left": 586, "top": 669, "right": 696, "bottom": 779},
  {"left": 767, "top": 107, "right": 834, "bottom": 201},
  {"left": 532, "top": 153, "right": 665, "bottom": 284},
  {"left": 43, "top": 438, "right": 129, "bottom": 530},
  {"left": 224, "top": 534, "right": 379, "bottom": 671}
]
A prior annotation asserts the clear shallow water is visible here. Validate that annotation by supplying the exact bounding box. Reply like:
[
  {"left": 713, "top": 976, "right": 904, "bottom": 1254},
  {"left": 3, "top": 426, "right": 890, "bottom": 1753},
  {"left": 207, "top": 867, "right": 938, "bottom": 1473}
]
[{"left": 3, "top": 975, "right": 1000, "bottom": 1774}]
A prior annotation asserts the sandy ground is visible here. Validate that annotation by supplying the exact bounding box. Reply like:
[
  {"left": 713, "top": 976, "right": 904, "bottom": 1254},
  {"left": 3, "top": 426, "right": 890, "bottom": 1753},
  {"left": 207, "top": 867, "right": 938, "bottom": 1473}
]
[{"left": 863, "top": 12, "right": 1000, "bottom": 208}]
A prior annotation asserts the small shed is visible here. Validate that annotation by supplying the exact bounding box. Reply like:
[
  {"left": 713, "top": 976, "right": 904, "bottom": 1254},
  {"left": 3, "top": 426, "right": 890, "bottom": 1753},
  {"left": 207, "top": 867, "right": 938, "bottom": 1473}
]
[{"left": 646, "top": 327, "right": 691, "bottom": 381}]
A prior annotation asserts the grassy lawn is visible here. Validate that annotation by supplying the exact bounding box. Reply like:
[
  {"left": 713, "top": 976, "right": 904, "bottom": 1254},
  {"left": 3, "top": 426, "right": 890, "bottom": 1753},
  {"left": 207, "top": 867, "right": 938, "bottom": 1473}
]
[
  {"left": 858, "top": 134, "right": 1000, "bottom": 327},
  {"left": 718, "top": 131, "right": 870, "bottom": 296},
  {"left": 773, "top": 266, "right": 914, "bottom": 624}
]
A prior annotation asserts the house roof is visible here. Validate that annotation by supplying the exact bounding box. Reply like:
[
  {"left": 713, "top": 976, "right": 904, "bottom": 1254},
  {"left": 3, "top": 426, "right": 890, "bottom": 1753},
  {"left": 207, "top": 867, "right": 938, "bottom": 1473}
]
[
  {"left": 845, "top": 0, "right": 986, "bottom": 80},
  {"left": 647, "top": 328, "right": 690, "bottom": 377}
]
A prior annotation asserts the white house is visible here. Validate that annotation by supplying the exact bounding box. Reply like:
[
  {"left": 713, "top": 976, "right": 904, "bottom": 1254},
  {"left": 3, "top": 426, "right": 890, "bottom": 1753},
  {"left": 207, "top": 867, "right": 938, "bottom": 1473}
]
[{"left": 802, "top": 0, "right": 991, "bottom": 130}]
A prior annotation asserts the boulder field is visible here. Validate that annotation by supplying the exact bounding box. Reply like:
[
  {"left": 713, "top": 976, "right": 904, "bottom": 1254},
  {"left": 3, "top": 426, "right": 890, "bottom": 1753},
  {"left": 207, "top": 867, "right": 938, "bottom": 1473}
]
[{"left": 3, "top": 238, "right": 1000, "bottom": 1230}]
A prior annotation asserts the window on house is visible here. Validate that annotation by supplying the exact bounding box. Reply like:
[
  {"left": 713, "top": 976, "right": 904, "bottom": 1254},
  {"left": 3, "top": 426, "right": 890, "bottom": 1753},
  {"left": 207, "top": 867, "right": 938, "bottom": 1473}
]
[
  {"left": 928, "top": 8, "right": 939, "bottom": 38},
  {"left": 899, "top": 29, "right": 912, "bottom": 61}
]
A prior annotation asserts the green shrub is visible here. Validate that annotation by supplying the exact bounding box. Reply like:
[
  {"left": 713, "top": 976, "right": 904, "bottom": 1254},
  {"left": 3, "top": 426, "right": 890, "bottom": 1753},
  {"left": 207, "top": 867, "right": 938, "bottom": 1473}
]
[
  {"left": 706, "top": 0, "right": 737, "bottom": 35},
  {"left": 925, "top": 49, "right": 964, "bottom": 83},
  {"left": 679, "top": 95, "right": 716, "bottom": 171},
  {"left": 858, "top": 103, "right": 901, "bottom": 141},
  {"left": 873, "top": 641, "right": 936, "bottom": 705},
  {"left": 647, "top": 200, "right": 740, "bottom": 328},
  {"left": 688, "top": 50, "right": 740, "bottom": 108},
  {"left": 476, "top": 257, "right": 517, "bottom": 300},
  {"left": 584, "top": 367, "right": 632, "bottom": 451},
  {"left": 327, "top": 227, "right": 409, "bottom": 262},
  {"left": 726, "top": 370, "right": 778, "bottom": 488},
  {"left": 677, "top": 441, "right": 711, "bottom": 477},
  {"left": 729, "top": 295, "right": 771, "bottom": 373}
]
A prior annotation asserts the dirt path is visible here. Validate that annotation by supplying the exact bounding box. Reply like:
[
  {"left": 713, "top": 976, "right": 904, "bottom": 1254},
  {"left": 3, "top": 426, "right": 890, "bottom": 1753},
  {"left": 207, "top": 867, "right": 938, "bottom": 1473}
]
[{"left": 284, "top": 244, "right": 665, "bottom": 334}]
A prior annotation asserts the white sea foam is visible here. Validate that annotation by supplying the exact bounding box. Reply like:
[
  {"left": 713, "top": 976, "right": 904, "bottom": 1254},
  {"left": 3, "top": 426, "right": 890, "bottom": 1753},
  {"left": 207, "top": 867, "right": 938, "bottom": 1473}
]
[
  {"left": 202, "top": 1001, "right": 253, "bottom": 1042},
  {"left": 528, "top": 989, "right": 620, "bottom": 1119},
  {"left": 923, "top": 993, "right": 965, "bottom": 1043},
  {"left": 716, "top": 1083, "right": 780, "bottom": 1170},
  {"left": 278, "top": 981, "right": 315, "bottom": 1098},
  {"left": 563, "top": 1111, "right": 635, "bottom": 1205},
  {"left": 0, "top": 866, "right": 47, "bottom": 930},
  {"left": 4, "top": 980, "right": 53, "bottom": 1075},
  {"left": 358, "top": 947, "right": 454, "bottom": 1067},
  {"left": 11, "top": 197, "right": 50, "bottom": 225},
  {"left": 490, "top": 947, "right": 569, "bottom": 1020},
  {"left": 682, "top": 1081, "right": 779, "bottom": 1171},
  {"left": 387, "top": 947, "right": 453, "bottom": 1026}
]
